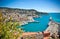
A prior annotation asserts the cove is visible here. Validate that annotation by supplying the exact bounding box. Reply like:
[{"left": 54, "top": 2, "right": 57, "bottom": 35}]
[{"left": 19, "top": 13, "right": 60, "bottom": 32}]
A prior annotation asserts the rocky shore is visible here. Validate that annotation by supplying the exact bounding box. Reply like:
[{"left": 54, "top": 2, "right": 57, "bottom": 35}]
[{"left": 18, "top": 16, "right": 35, "bottom": 25}]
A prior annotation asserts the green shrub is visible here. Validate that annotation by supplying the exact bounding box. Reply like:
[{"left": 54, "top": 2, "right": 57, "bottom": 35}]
[{"left": 0, "top": 12, "right": 23, "bottom": 39}]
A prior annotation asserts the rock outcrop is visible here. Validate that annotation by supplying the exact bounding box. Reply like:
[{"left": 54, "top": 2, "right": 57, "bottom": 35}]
[{"left": 45, "top": 17, "right": 60, "bottom": 36}]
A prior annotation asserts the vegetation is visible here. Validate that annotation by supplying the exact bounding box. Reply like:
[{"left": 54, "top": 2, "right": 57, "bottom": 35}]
[{"left": 0, "top": 12, "right": 23, "bottom": 39}]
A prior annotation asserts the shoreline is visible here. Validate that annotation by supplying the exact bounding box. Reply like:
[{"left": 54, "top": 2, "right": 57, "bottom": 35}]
[{"left": 20, "top": 16, "right": 40, "bottom": 26}]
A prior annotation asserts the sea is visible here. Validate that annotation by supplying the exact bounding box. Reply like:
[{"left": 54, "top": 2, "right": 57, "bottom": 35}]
[{"left": 19, "top": 13, "right": 60, "bottom": 32}]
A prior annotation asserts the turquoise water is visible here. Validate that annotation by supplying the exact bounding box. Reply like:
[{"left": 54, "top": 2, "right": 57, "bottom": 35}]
[
  {"left": 20, "top": 13, "right": 60, "bottom": 32},
  {"left": 49, "top": 13, "right": 60, "bottom": 23}
]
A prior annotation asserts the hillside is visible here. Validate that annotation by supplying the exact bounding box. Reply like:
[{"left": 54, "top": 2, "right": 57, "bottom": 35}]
[{"left": 0, "top": 7, "right": 48, "bottom": 25}]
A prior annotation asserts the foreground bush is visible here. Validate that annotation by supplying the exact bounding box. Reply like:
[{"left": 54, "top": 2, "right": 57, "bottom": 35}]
[{"left": 0, "top": 12, "right": 23, "bottom": 39}]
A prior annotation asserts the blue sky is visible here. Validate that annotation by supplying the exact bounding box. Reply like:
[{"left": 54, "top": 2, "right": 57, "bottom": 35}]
[{"left": 0, "top": 0, "right": 60, "bottom": 12}]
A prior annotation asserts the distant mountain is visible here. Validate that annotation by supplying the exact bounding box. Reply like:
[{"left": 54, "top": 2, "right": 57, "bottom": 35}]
[{"left": 0, "top": 7, "right": 48, "bottom": 15}]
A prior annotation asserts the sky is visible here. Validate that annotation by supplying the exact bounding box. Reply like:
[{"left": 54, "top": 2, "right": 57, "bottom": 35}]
[{"left": 0, "top": 0, "right": 60, "bottom": 12}]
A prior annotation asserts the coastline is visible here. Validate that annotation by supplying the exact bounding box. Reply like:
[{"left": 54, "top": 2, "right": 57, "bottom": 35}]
[{"left": 20, "top": 16, "right": 39, "bottom": 26}]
